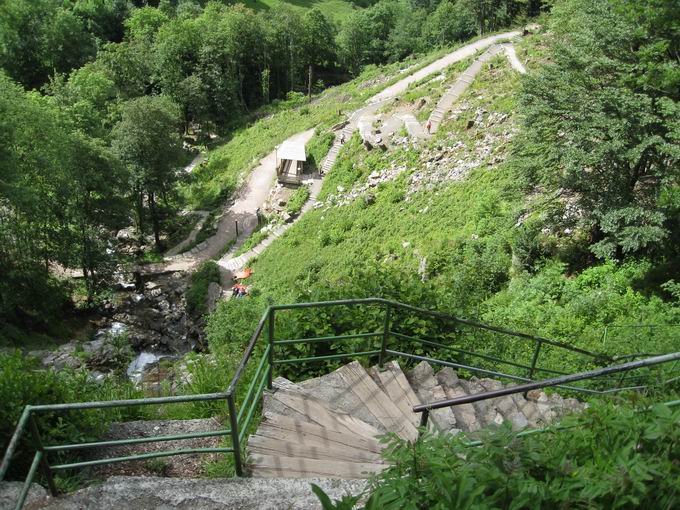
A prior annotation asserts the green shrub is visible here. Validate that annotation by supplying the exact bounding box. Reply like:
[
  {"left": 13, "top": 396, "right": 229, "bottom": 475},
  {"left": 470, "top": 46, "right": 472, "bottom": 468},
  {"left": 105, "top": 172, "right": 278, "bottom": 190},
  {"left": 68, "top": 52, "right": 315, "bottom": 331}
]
[
  {"left": 0, "top": 351, "right": 143, "bottom": 481},
  {"left": 318, "top": 397, "right": 680, "bottom": 509},
  {"left": 306, "top": 131, "right": 336, "bottom": 172},
  {"left": 287, "top": 185, "right": 311, "bottom": 216},
  {"left": 186, "top": 261, "right": 221, "bottom": 316}
]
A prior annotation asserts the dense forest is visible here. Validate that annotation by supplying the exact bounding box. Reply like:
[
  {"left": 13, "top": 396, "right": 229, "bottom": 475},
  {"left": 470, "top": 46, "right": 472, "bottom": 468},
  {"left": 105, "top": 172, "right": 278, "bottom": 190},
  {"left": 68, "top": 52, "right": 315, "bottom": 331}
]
[{"left": 0, "top": 0, "right": 537, "bottom": 340}]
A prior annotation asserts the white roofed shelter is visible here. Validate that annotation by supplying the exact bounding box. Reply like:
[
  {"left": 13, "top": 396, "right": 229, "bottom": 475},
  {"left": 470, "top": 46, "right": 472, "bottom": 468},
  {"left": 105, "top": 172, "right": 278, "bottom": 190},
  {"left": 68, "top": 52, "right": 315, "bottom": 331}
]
[{"left": 276, "top": 140, "right": 307, "bottom": 185}]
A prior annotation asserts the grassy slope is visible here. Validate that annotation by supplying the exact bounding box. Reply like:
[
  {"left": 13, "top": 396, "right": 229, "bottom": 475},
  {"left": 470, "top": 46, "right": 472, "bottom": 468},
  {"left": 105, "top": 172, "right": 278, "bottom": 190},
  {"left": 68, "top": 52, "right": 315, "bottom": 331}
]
[
  {"left": 212, "top": 32, "right": 679, "bottom": 362},
  {"left": 249, "top": 51, "right": 524, "bottom": 299},
  {"left": 246, "top": 0, "right": 358, "bottom": 23}
]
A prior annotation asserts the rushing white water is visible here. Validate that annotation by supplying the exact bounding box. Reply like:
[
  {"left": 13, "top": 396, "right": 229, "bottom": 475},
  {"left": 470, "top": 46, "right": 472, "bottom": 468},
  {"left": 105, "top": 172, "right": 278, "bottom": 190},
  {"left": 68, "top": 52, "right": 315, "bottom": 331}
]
[
  {"left": 95, "top": 321, "right": 127, "bottom": 340},
  {"left": 126, "top": 351, "right": 164, "bottom": 383}
]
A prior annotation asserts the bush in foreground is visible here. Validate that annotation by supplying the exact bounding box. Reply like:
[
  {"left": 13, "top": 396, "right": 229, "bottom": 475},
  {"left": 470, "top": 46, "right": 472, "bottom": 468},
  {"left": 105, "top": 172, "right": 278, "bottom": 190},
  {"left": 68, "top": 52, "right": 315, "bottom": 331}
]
[{"left": 315, "top": 396, "right": 680, "bottom": 509}]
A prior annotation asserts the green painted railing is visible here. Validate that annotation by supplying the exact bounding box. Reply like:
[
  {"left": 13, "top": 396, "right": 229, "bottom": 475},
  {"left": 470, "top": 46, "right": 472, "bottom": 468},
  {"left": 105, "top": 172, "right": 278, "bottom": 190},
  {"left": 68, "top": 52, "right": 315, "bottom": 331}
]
[{"left": 2, "top": 298, "right": 677, "bottom": 509}]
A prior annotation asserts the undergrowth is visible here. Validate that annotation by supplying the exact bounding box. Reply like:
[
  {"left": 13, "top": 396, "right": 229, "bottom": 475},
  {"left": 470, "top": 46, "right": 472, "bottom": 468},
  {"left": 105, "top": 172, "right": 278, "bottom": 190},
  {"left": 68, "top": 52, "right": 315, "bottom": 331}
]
[{"left": 315, "top": 395, "right": 680, "bottom": 509}]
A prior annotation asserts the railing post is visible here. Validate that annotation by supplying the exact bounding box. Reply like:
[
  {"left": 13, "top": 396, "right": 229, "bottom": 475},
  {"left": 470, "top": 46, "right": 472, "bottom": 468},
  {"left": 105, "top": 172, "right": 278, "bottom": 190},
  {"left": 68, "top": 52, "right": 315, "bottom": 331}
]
[
  {"left": 27, "top": 413, "right": 57, "bottom": 496},
  {"left": 418, "top": 409, "right": 429, "bottom": 439},
  {"left": 267, "top": 308, "right": 275, "bottom": 389},
  {"left": 524, "top": 341, "right": 542, "bottom": 398},
  {"left": 379, "top": 302, "right": 391, "bottom": 368},
  {"left": 227, "top": 394, "right": 243, "bottom": 477},
  {"left": 527, "top": 341, "right": 542, "bottom": 381}
]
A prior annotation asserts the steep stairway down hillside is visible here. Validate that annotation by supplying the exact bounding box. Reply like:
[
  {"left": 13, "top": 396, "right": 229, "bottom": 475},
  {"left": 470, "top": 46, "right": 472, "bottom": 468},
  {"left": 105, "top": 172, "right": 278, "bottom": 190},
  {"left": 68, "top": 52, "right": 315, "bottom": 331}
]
[{"left": 247, "top": 360, "right": 586, "bottom": 478}]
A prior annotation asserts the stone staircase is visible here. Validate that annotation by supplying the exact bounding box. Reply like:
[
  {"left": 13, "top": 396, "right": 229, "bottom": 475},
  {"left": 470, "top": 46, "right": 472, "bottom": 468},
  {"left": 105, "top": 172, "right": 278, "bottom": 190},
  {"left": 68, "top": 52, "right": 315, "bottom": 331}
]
[
  {"left": 321, "top": 123, "right": 355, "bottom": 174},
  {"left": 247, "top": 360, "right": 585, "bottom": 478},
  {"left": 427, "top": 44, "right": 506, "bottom": 134}
]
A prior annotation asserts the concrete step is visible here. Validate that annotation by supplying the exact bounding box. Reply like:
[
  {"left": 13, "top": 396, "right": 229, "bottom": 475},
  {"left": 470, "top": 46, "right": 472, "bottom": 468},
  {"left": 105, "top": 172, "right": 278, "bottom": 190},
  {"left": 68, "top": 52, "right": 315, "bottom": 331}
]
[{"left": 31, "top": 475, "right": 368, "bottom": 509}]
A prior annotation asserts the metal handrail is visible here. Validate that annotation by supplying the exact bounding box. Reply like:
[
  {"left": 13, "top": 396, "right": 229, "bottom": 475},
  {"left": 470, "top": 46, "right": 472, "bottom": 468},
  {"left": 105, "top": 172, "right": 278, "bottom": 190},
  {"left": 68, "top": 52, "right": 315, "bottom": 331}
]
[
  {"left": 3, "top": 298, "right": 673, "bottom": 510},
  {"left": 412, "top": 351, "right": 680, "bottom": 429}
]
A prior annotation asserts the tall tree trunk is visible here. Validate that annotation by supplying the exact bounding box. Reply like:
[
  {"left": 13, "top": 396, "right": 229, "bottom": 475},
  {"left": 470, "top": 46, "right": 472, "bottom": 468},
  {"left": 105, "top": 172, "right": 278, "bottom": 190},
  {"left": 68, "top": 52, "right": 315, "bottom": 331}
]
[
  {"left": 307, "top": 64, "right": 313, "bottom": 99},
  {"left": 149, "top": 192, "right": 162, "bottom": 250},
  {"left": 135, "top": 187, "right": 145, "bottom": 237}
]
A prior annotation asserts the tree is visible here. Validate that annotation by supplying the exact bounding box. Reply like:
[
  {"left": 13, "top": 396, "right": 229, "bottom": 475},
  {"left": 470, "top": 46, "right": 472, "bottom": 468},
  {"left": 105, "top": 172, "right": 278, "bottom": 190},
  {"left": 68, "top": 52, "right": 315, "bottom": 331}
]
[
  {"left": 463, "top": 0, "right": 522, "bottom": 34},
  {"left": 71, "top": 0, "right": 131, "bottom": 43},
  {"left": 386, "top": 6, "right": 427, "bottom": 61},
  {"left": 40, "top": 7, "right": 97, "bottom": 76},
  {"left": 66, "top": 134, "right": 130, "bottom": 302},
  {"left": 0, "top": 1, "right": 96, "bottom": 89},
  {"left": 422, "top": 0, "right": 477, "bottom": 47},
  {"left": 300, "top": 9, "right": 336, "bottom": 98},
  {"left": 518, "top": 0, "right": 680, "bottom": 260},
  {"left": 152, "top": 16, "right": 206, "bottom": 127},
  {"left": 46, "top": 63, "right": 118, "bottom": 138},
  {"left": 111, "top": 95, "right": 183, "bottom": 250},
  {"left": 97, "top": 39, "right": 154, "bottom": 98},
  {"left": 259, "top": 6, "right": 304, "bottom": 99},
  {"left": 337, "top": 12, "right": 374, "bottom": 75},
  {"left": 124, "top": 5, "right": 169, "bottom": 41}
]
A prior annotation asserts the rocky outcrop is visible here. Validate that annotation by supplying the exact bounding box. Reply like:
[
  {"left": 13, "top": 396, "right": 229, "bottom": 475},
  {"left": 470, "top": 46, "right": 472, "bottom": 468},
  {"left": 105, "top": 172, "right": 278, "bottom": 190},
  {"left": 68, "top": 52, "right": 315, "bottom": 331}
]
[
  {"left": 0, "top": 481, "right": 47, "bottom": 510},
  {"left": 110, "top": 273, "right": 202, "bottom": 353}
]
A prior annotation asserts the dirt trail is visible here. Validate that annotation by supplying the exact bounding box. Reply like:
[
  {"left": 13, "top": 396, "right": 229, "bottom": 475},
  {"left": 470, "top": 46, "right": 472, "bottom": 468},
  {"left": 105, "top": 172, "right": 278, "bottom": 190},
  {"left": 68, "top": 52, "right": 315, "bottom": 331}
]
[{"left": 370, "top": 31, "right": 521, "bottom": 103}]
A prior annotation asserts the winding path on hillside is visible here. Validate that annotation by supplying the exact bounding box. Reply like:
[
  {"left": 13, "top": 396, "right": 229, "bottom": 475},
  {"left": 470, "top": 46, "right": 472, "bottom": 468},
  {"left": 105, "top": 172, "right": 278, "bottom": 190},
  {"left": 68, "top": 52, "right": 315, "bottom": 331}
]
[
  {"left": 143, "top": 30, "right": 522, "bottom": 277},
  {"left": 426, "top": 42, "right": 526, "bottom": 134}
]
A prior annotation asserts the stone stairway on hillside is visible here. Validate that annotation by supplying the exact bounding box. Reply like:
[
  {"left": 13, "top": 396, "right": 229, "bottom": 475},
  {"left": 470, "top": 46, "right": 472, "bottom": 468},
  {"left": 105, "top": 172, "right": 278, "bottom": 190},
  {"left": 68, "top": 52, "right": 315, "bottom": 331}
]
[
  {"left": 321, "top": 123, "right": 356, "bottom": 174},
  {"left": 247, "top": 360, "right": 585, "bottom": 478},
  {"left": 427, "top": 44, "right": 506, "bottom": 134}
]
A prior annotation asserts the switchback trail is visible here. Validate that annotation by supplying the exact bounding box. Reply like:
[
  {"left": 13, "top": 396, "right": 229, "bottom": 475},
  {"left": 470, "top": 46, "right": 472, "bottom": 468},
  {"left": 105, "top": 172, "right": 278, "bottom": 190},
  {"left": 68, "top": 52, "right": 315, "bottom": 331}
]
[{"left": 141, "top": 30, "right": 522, "bottom": 277}]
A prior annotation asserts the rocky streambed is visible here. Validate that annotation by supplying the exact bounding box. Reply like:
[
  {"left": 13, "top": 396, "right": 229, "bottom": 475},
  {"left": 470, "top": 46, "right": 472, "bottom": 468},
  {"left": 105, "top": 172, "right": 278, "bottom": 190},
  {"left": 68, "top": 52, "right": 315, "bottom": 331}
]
[{"left": 30, "top": 272, "right": 204, "bottom": 391}]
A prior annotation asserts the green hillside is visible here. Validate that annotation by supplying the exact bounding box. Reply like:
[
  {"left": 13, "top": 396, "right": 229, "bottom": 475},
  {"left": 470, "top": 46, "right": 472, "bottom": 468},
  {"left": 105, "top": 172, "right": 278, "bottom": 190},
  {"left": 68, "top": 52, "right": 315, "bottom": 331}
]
[
  {"left": 248, "top": 0, "right": 359, "bottom": 23},
  {"left": 208, "top": 21, "right": 680, "bottom": 372}
]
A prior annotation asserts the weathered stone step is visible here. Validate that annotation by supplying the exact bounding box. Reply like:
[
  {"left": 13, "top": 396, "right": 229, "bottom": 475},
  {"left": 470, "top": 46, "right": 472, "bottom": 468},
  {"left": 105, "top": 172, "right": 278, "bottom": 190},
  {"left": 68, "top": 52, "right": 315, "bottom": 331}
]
[
  {"left": 407, "top": 361, "right": 459, "bottom": 433},
  {"left": 266, "top": 378, "right": 382, "bottom": 440},
  {"left": 259, "top": 413, "right": 385, "bottom": 454},
  {"left": 336, "top": 361, "right": 418, "bottom": 442},
  {"left": 368, "top": 361, "right": 421, "bottom": 428},
  {"left": 248, "top": 433, "right": 384, "bottom": 464},
  {"left": 249, "top": 360, "right": 587, "bottom": 480},
  {"left": 248, "top": 454, "right": 386, "bottom": 479}
]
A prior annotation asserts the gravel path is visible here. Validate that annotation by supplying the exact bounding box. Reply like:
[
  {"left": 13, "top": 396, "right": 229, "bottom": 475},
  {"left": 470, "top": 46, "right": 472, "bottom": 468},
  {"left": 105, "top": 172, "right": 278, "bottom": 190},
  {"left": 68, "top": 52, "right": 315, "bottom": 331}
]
[
  {"left": 370, "top": 31, "right": 521, "bottom": 103},
  {"left": 502, "top": 42, "right": 527, "bottom": 73}
]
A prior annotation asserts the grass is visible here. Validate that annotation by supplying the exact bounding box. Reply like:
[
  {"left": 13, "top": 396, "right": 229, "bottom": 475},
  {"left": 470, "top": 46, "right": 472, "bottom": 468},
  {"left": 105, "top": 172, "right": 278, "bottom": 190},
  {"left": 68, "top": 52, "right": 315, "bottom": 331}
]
[
  {"left": 179, "top": 210, "right": 219, "bottom": 253},
  {"left": 306, "top": 130, "right": 336, "bottom": 172},
  {"left": 186, "top": 261, "right": 222, "bottom": 316},
  {"left": 231, "top": 33, "right": 523, "bottom": 302},
  {"left": 208, "top": 31, "right": 679, "bottom": 362},
  {"left": 287, "top": 185, "right": 311, "bottom": 215},
  {"left": 0, "top": 312, "right": 95, "bottom": 351},
  {"left": 164, "top": 213, "right": 202, "bottom": 252},
  {"left": 240, "top": 0, "right": 359, "bottom": 24},
  {"left": 234, "top": 223, "right": 273, "bottom": 257}
]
